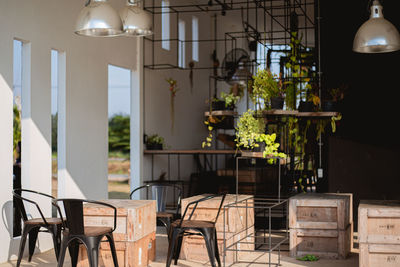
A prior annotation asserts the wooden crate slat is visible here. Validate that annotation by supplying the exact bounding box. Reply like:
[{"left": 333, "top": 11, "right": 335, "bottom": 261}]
[
  {"left": 359, "top": 243, "right": 400, "bottom": 267},
  {"left": 358, "top": 200, "right": 400, "bottom": 244}
]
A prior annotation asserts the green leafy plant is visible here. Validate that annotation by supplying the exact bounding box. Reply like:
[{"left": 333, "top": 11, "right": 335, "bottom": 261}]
[
  {"left": 297, "top": 254, "right": 319, "bottom": 261},
  {"left": 251, "top": 69, "right": 284, "bottom": 109},
  {"left": 202, "top": 120, "right": 214, "bottom": 148},
  {"left": 235, "top": 109, "right": 266, "bottom": 149},
  {"left": 220, "top": 92, "right": 240, "bottom": 108},
  {"left": 146, "top": 134, "right": 164, "bottom": 145},
  {"left": 13, "top": 105, "right": 21, "bottom": 161},
  {"left": 285, "top": 31, "right": 312, "bottom": 110},
  {"left": 235, "top": 110, "right": 286, "bottom": 164}
]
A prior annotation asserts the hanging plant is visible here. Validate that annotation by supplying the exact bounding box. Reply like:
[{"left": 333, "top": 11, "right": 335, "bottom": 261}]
[
  {"left": 166, "top": 78, "right": 179, "bottom": 133},
  {"left": 189, "top": 61, "right": 195, "bottom": 93}
]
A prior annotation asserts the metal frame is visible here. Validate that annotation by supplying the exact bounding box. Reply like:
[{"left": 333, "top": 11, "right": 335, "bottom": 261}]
[{"left": 223, "top": 196, "right": 288, "bottom": 267}]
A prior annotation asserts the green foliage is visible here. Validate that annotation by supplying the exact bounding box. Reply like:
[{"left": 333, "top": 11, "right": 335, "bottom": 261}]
[
  {"left": 256, "top": 133, "right": 287, "bottom": 164},
  {"left": 285, "top": 31, "right": 311, "bottom": 109},
  {"left": 201, "top": 120, "right": 214, "bottom": 148},
  {"left": 251, "top": 69, "right": 283, "bottom": 108},
  {"left": 235, "top": 110, "right": 286, "bottom": 164},
  {"left": 220, "top": 92, "right": 240, "bottom": 107},
  {"left": 51, "top": 113, "right": 58, "bottom": 152},
  {"left": 146, "top": 134, "right": 164, "bottom": 145},
  {"left": 109, "top": 114, "right": 130, "bottom": 156},
  {"left": 297, "top": 254, "right": 319, "bottom": 261},
  {"left": 235, "top": 109, "right": 266, "bottom": 149},
  {"left": 13, "top": 106, "right": 21, "bottom": 161}
]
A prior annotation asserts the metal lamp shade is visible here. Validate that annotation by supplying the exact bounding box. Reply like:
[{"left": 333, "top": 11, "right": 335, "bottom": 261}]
[
  {"left": 120, "top": 2, "right": 153, "bottom": 36},
  {"left": 353, "top": 1, "right": 400, "bottom": 53},
  {"left": 75, "top": 0, "right": 123, "bottom": 37}
]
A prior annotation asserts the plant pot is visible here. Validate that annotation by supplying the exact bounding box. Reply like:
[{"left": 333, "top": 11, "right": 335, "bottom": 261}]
[
  {"left": 211, "top": 101, "right": 226, "bottom": 111},
  {"left": 209, "top": 116, "right": 235, "bottom": 129},
  {"left": 298, "top": 101, "right": 314, "bottom": 112},
  {"left": 253, "top": 142, "right": 265, "bottom": 152},
  {"left": 322, "top": 101, "right": 336, "bottom": 112},
  {"left": 270, "top": 97, "right": 284, "bottom": 109},
  {"left": 146, "top": 143, "right": 163, "bottom": 150}
]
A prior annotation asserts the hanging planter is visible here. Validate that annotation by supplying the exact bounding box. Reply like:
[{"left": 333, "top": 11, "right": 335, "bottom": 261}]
[{"left": 166, "top": 78, "right": 178, "bottom": 134}]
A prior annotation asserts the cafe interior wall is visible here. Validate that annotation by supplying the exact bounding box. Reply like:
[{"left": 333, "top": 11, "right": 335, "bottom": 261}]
[{"left": 0, "top": 0, "right": 141, "bottom": 262}]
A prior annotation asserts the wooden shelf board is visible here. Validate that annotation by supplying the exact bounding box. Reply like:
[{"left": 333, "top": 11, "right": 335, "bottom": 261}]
[
  {"left": 204, "top": 110, "right": 238, "bottom": 116},
  {"left": 144, "top": 149, "right": 239, "bottom": 155},
  {"left": 297, "top": 111, "right": 339, "bottom": 117},
  {"left": 263, "top": 109, "right": 299, "bottom": 115}
]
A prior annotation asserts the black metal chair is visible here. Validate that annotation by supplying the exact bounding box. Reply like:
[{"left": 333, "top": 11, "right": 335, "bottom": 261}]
[
  {"left": 52, "top": 198, "right": 119, "bottom": 267},
  {"left": 12, "top": 189, "right": 62, "bottom": 267},
  {"left": 166, "top": 193, "right": 226, "bottom": 267},
  {"left": 130, "top": 182, "right": 182, "bottom": 235}
]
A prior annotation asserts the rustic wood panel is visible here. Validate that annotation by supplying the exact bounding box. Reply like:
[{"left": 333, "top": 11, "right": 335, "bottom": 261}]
[
  {"left": 359, "top": 243, "right": 400, "bottom": 267},
  {"left": 83, "top": 199, "right": 156, "bottom": 242},
  {"left": 289, "top": 225, "right": 351, "bottom": 259},
  {"left": 77, "top": 232, "right": 156, "bottom": 267},
  {"left": 358, "top": 200, "right": 400, "bottom": 244},
  {"left": 180, "top": 194, "right": 255, "bottom": 263},
  {"left": 289, "top": 193, "right": 351, "bottom": 230}
]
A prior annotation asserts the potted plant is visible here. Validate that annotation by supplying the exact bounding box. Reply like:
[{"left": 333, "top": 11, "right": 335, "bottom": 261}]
[
  {"left": 322, "top": 85, "right": 347, "bottom": 112},
  {"left": 270, "top": 74, "right": 286, "bottom": 109},
  {"left": 251, "top": 69, "right": 285, "bottom": 110},
  {"left": 235, "top": 109, "right": 286, "bottom": 164},
  {"left": 145, "top": 134, "right": 164, "bottom": 150}
]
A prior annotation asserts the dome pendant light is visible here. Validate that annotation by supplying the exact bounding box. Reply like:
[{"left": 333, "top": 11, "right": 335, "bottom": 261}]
[
  {"left": 353, "top": 0, "right": 400, "bottom": 53},
  {"left": 75, "top": 0, "right": 123, "bottom": 37},
  {"left": 120, "top": 0, "right": 153, "bottom": 36}
]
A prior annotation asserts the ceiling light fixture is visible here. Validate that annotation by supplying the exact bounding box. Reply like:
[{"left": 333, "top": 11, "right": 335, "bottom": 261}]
[
  {"left": 353, "top": 0, "right": 400, "bottom": 53},
  {"left": 119, "top": 0, "right": 153, "bottom": 36},
  {"left": 75, "top": 0, "right": 123, "bottom": 37}
]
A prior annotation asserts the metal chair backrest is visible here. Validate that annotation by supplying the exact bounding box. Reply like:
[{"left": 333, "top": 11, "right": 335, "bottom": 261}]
[
  {"left": 130, "top": 183, "right": 182, "bottom": 215},
  {"left": 52, "top": 198, "right": 117, "bottom": 235},
  {"left": 179, "top": 193, "right": 226, "bottom": 227},
  {"left": 12, "top": 189, "right": 54, "bottom": 225}
]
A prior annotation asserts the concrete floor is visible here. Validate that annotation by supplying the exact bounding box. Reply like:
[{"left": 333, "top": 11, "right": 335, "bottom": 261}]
[{"left": 0, "top": 229, "right": 359, "bottom": 267}]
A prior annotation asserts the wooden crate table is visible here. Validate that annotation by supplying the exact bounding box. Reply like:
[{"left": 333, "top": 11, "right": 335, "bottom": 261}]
[
  {"left": 289, "top": 193, "right": 352, "bottom": 259},
  {"left": 179, "top": 194, "right": 255, "bottom": 263},
  {"left": 358, "top": 200, "right": 400, "bottom": 267},
  {"left": 77, "top": 199, "right": 156, "bottom": 267}
]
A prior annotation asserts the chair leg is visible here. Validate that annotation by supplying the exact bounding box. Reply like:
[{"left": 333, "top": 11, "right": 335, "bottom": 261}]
[
  {"left": 106, "top": 233, "right": 119, "bottom": 267},
  {"left": 201, "top": 228, "right": 217, "bottom": 267},
  {"left": 166, "top": 229, "right": 179, "bottom": 267},
  {"left": 68, "top": 239, "right": 80, "bottom": 267},
  {"left": 85, "top": 236, "right": 103, "bottom": 267},
  {"left": 57, "top": 235, "right": 70, "bottom": 267},
  {"left": 16, "top": 225, "right": 30, "bottom": 267},
  {"left": 173, "top": 233, "right": 183, "bottom": 265},
  {"left": 28, "top": 227, "right": 39, "bottom": 262},
  {"left": 213, "top": 229, "right": 221, "bottom": 267},
  {"left": 50, "top": 224, "right": 62, "bottom": 260}
]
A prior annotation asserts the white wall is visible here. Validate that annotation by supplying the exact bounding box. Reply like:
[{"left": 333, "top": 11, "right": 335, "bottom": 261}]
[{"left": 0, "top": 0, "right": 140, "bottom": 262}]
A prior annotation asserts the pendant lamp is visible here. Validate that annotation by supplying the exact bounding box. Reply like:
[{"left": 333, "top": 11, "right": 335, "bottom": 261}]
[
  {"left": 353, "top": 0, "right": 400, "bottom": 53},
  {"left": 75, "top": 0, "right": 123, "bottom": 37},
  {"left": 120, "top": 0, "right": 153, "bottom": 36}
]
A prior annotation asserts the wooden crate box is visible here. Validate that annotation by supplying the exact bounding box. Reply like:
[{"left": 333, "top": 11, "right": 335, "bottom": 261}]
[
  {"left": 180, "top": 194, "right": 255, "bottom": 263},
  {"left": 289, "top": 193, "right": 352, "bottom": 230},
  {"left": 181, "top": 194, "right": 254, "bottom": 233},
  {"left": 358, "top": 200, "right": 400, "bottom": 244},
  {"left": 359, "top": 243, "right": 400, "bottom": 267},
  {"left": 82, "top": 199, "right": 156, "bottom": 242},
  {"left": 289, "top": 225, "right": 351, "bottom": 259},
  {"left": 181, "top": 231, "right": 255, "bottom": 263},
  {"left": 77, "top": 232, "right": 156, "bottom": 267}
]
